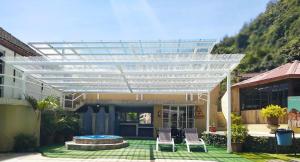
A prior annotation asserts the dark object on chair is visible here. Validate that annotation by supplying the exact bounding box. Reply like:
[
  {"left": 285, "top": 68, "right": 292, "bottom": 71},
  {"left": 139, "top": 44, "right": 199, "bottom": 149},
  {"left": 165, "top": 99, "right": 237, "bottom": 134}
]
[{"left": 275, "top": 129, "right": 296, "bottom": 155}]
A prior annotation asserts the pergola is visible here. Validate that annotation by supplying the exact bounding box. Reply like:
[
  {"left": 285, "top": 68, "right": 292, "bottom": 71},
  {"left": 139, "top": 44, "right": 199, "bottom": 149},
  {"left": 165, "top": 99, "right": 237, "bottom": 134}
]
[{"left": 1, "top": 39, "right": 244, "bottom": 152}]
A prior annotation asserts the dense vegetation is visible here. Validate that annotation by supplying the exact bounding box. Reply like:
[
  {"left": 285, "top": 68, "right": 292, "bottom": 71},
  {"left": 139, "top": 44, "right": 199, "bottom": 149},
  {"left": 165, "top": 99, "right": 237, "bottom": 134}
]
[{"left": 212, "top": 0, "right": 300, "bottom": 79}]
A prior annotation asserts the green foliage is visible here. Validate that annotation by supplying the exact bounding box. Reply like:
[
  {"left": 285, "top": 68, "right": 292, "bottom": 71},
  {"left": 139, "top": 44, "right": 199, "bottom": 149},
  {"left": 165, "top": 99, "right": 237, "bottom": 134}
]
[
  {"left": 212, "top": 0, "right": 300, "bottom": 80},
  {"left": 25, "top": 95, "right": 38, "bottom": 110},
  {"left": 203, "top": 133, "right": 300, "bottom": 153},
  {"left": 231, "top": 113, "right": 248, "bottom": 143},
  {"left": 201, "top": 133, "right": 227, "bottom": 147},
  {"left": 40, "top": 110, "right": 79, "bottom": 145},
  {"left": 243, "top": 136, "right": 300, "bottom": 153},
  {"left": 231, "top": 113, "right": 242, "bottom": 125},
  {"left": 13, "top": 133, "right": 37, "bottom": 152},
  {"left": 231, "top": 124, "right": 248, "bottom": 143},
  {"left": 37, "top": 96, "right": 59, "bottom": 111},
  {"left": 261, "top": 104, "right": 287, "bottom": 118}
]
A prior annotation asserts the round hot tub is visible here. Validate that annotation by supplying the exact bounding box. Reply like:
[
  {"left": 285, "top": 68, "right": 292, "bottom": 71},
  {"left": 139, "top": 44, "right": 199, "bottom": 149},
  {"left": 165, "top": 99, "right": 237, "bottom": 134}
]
[{"left": 65, "top": 135, "right": 128, "bottom": 151}]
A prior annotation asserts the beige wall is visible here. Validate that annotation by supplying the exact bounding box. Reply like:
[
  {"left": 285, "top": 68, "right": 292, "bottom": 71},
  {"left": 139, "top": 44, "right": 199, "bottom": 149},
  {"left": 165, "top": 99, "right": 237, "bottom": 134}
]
[{"left": 0, "top": 100, "right": 40, "bottom": 152}]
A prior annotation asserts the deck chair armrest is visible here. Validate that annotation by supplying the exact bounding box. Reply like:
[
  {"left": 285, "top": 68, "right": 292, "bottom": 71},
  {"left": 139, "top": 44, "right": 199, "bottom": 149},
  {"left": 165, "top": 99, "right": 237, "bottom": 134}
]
[{"left": 199, "top": 138, "right": 205, "bottom": 143}]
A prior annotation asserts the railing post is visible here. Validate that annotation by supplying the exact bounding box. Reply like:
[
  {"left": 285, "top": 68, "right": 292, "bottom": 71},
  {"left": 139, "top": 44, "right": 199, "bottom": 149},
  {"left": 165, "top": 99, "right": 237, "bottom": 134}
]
[
  {"left": 206, "top": 91, "right": 210, "bottom": 132},
  {"left": 21, "top": 73, "right": 27, "bottom": 99}
]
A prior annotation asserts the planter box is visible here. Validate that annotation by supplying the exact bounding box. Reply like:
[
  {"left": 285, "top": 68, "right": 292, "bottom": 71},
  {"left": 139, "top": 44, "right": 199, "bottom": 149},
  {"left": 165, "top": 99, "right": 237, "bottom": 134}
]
[{"left": 231, "top": 143, "right": 243, "bottom": 152}]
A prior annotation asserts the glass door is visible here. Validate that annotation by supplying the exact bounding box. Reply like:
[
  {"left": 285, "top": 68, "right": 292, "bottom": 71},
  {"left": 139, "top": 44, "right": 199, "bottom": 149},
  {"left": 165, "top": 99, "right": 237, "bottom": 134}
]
[
  {"left": 170, "top": 106, "right": 178, "bottom": 128},
  {"left": 162, "top": 105, "right": 195, "bottom": 129},
  {"left": 179, "top": 106, "right": 187, "bottom": 128}
]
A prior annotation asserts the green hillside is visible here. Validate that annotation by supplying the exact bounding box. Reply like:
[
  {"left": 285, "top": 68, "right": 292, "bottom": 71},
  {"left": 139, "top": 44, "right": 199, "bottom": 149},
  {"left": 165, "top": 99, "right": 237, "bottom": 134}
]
[{"left": 212, "top": 0, "right": 300, "bottom": 78}]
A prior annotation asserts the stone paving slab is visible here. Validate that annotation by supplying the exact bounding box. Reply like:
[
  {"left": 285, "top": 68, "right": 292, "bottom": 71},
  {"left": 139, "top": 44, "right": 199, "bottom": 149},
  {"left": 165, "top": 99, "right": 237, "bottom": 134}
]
[{"left": 0, "top": 153, "right": 216, "bottom": 162}]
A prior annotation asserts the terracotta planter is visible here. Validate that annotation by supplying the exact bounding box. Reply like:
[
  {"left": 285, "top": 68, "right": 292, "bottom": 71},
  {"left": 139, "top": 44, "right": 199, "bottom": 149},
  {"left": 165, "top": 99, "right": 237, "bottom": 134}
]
[
  {"left": 231, "top": 143, "right": 243, "bottom": 152},
  {"left": 267, "top": 117, "right": 279, "bottom": 125},
  {"left": 209, "top": 126, "right": 217, "bottom": 132}
]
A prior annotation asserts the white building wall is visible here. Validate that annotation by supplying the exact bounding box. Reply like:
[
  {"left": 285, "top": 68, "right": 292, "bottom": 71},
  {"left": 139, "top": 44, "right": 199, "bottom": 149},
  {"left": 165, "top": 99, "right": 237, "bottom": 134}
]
[{"left": 0, "top": 44, "right": 61, "bottom": 100}]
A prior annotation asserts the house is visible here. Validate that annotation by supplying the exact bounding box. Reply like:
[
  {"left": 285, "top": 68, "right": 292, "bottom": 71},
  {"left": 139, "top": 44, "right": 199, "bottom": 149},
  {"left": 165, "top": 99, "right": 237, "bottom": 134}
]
[
  {"left": 0, "top": 27, "right": 59, "bottom": 151},
  {"left": 226, "top": 61, "right": 300, "bottom": 133}
]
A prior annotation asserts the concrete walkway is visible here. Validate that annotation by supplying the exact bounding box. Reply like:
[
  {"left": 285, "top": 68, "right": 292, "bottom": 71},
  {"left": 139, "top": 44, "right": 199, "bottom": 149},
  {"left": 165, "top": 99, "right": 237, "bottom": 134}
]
[{"left": 0, "top": 153, "right": 215, "bottom": 162}]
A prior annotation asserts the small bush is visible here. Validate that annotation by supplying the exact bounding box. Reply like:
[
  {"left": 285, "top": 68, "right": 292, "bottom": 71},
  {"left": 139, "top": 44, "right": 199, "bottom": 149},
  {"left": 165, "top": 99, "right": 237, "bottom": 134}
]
[
  {"left": 202, "top": 133, "right": 226, "bottom": 147},
  {"left": 13, "top": 133, "right": 37, "bottom": 152},
  {"left": 202, "top": 132, "right": 300, "bottom": 153},
  {"left": 261, "top": 104, "right": 287, "bottom": 118}
]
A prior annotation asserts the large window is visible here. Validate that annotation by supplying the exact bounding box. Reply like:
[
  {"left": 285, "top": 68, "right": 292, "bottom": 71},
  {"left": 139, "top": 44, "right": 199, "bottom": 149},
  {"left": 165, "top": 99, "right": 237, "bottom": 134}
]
[
  {"left": 162, "top": 105, "right": 195, "bottom": 128},
  {"left": 240, "top": 82, "right": 288, "bottom": 110},
  {"left": 120, "top": 112, "right": 138, "bottom": 122}
]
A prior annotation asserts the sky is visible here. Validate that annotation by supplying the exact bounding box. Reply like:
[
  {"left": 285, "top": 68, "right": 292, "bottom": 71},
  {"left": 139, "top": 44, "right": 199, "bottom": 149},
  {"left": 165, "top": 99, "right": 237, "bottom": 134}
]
[{"left": 0, "top": 0, "right": 270, "bottom": 42}]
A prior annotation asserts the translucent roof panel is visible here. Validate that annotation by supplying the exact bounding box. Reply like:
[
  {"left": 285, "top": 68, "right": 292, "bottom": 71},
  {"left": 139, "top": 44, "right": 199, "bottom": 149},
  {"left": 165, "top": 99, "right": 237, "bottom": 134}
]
[{"left": 1, "top": 40, "right": 244, "bottom": 94}]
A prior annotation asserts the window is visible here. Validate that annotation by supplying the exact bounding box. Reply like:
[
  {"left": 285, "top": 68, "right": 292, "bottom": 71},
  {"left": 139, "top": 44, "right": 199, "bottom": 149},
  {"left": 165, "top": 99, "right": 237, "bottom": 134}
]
[
  {"left": 240, "top": 82, "right": 288, "bottom": 110},
  {"left": 0, "top": 50, "right": 4, "bottom": 97},
  {"left": 139, "top": 113, "right": 151, "bottom": 124},
  {"left": 162, "top": 105, "right": 195, "bottom": 128},
  {"left": 13, "top": 69, "right": 16, "bottom": 82},
  {"left": 119, "top": 112, "right": 138, "bottom": 122}
]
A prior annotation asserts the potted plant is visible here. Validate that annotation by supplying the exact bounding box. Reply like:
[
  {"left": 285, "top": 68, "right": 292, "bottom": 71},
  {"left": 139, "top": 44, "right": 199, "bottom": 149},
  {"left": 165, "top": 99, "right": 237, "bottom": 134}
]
[
  {"left": 231, "top": 124, "right": 248, "bottom": 152},
  {"left": 209, "top": 122, "right": 217, "bottom": 132},
  {"left": 231, "top": 113, "right": 248, "bottom": 152},
  {"left": 261, "top": 105, "right": 287, "bottom": 133}
]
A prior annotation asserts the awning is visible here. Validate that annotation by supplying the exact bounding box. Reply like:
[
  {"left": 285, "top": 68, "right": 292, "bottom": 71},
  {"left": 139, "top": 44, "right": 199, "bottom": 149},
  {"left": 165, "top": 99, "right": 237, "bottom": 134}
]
[{"left": 1, "top": 40, "right": 244, "bottom": 94}]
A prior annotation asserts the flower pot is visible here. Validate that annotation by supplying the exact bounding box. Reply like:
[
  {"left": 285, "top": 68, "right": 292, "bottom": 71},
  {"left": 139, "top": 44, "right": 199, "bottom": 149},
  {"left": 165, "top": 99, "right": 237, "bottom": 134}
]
[
  {"left": 267, "top": 117, "right": 279, "bottom": 125},
  {"left": 231, "top": 143, "right": 243, "bottom": 152},
  {"left": 209, "top": 126, "right": 217, "bottom": 132},
  {"left": 267, "top": 124, "right": 279, "bottom": 134}
]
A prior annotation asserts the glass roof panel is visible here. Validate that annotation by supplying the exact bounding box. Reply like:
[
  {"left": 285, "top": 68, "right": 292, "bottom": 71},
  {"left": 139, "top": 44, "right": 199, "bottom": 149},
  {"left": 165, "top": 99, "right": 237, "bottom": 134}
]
[{"left": 1, "top": 40, "right": 244, "bottom": 94}]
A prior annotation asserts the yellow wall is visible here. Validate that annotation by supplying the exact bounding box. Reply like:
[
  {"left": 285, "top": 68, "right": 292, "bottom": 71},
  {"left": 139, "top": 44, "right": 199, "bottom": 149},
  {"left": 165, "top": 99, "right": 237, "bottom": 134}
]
[
  {"left": 82, "top": 86, "right": 222, "bottom": 137},
  {"left": 150, "top": 85, "right": 222, "bottom": 137},
  {"left": 0, "top": 103, "right": 40, "bottom": 152}
]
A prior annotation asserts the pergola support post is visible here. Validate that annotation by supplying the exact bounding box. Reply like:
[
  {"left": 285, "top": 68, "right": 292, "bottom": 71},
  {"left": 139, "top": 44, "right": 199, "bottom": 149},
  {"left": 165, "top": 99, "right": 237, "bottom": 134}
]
[
  {"left": 227, "top": 72, "right": 232, "bottom": 153},
  {"left": 21, "top": 73, "right": 27, "bottom": 99},
  {"left": 206, "top": 91, "right": 210, "bottom": 132}
]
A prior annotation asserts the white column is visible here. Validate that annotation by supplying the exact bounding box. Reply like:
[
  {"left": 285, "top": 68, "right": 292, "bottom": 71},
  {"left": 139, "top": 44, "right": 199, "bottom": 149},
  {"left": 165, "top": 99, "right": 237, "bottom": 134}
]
[
  {"left": 21, "top": 73, "right": 26, "bottom": 99},
  {"left": 206, "top": 91, "right": 210, "bottom": 132},
  {"left": 227, "top": 72, "right": 232, "bottom": 153},
  {"left": 60, "top": 93, "right": 65, "bottom": 108}
]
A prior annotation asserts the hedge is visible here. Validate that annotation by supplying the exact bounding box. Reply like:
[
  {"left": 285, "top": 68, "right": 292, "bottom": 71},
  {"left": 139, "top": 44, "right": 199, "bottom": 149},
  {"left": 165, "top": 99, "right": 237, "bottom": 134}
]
[{"left": 201, "top": 133, "right": 300, "bottom": 153}]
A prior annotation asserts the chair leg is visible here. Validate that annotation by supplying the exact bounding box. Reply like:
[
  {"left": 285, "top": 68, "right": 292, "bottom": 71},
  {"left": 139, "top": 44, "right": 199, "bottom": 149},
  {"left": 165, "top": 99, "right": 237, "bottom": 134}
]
[
  {"left": 187, "top": 144, "right": 190, "bottom": 152},
  {"left": 172, "top": 144, "right": 175, "bottom": 152},
  {"left": 203, "top": 144, "right": 207, "bottom": 152},
  {"left": 156, "top": 143, "right": 159, "bottom": 151}
]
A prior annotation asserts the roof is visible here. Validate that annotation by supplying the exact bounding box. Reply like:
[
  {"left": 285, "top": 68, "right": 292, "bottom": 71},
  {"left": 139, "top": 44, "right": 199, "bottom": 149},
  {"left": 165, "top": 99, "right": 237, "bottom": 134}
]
[
  {"left": 1, "top": 40, "right": 244, "bottom": 94},
  {"left": 233, "top": 60, "right": 300, "bottom": 88},
  {"left": 0, "top": 27, "right": 39, "bottom": 56}
]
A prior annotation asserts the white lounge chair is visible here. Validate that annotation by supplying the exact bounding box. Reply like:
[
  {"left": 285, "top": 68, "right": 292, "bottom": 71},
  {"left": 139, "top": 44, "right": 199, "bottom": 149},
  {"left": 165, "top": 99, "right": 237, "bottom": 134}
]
[
  {"left": 184, "top": 128, "right": 207, "bottom": 152},
  {"left": 156, "top": 128, "right": 175, "bottom": 152}
]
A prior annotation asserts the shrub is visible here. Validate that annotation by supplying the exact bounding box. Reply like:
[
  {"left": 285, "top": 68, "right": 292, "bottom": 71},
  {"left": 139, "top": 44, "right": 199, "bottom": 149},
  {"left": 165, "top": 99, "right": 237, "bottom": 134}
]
[
  {"left": 231, "top": 113, "right": 242, "bottom": 125},
  {"left": 201, "top": 133, "right": 226, "bottom": 147},
  {"left": 231, "top": 124, "right": 248, "bottom": 143},
  {"left": 13, "top": 134, "right": 37, "bottom": 152},
  {"left": 231, "top": 113, "right": 248, "bottom": 143},
  {"left": 261, "top": 104, "right": 287, "bottom": 118},
  {"left": 203, "top": 132, "right": 300, "bottom": 153}
]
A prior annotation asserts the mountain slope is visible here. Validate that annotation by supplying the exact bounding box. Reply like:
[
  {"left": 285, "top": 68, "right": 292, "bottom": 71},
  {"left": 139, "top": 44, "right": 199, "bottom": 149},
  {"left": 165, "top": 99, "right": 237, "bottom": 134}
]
[{"left": 212, "top": 0, "right": 300, "bottom": 78}]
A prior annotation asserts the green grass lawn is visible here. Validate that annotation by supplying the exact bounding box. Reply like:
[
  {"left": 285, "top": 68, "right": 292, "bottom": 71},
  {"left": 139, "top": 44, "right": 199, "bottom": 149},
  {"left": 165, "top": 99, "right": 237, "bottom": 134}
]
[
  {"left": 39, "top": 139, "right": 300, "bottom": 162},
  {"left": 39, "top": 139, "right": 250, "bottom": 161}
]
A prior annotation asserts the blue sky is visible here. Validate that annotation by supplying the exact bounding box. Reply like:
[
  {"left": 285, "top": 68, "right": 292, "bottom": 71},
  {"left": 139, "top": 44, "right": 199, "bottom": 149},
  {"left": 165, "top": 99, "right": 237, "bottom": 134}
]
[{"left": 1, "top": 0, "right": 270, "bottom": 42}]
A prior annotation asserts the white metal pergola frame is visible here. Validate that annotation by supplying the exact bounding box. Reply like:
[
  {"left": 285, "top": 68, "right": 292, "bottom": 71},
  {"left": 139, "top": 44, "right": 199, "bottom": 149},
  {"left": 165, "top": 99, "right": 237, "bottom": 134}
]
[{"left": 0, "top": 39, "right": 243, "bottom": 152}]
